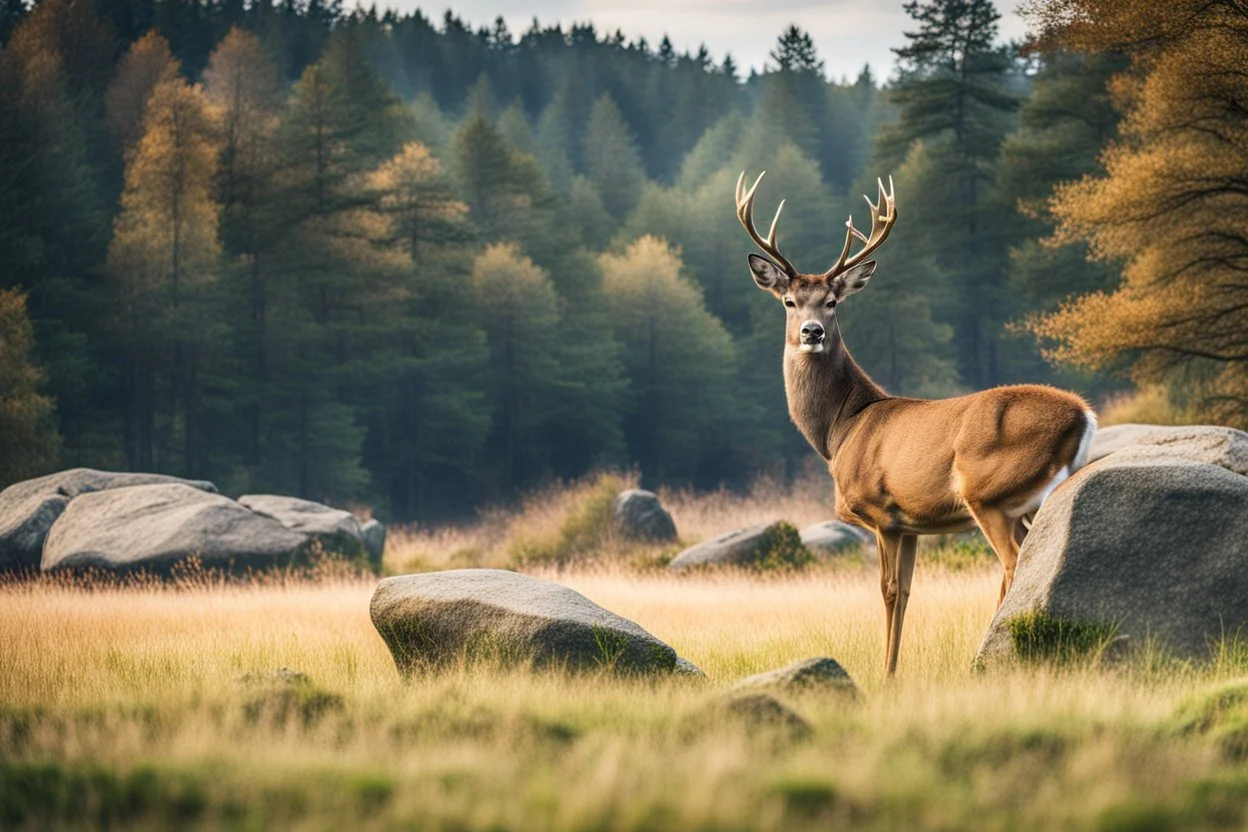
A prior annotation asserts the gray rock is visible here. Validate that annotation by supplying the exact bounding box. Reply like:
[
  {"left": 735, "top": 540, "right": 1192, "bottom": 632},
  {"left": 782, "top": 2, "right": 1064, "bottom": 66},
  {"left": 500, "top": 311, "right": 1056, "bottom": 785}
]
[
  {"left": 799, "top": 521, "right": 873, "bottom": 557},
  {"left": 238, "top": 494, "right": 364, "bottom": 554},
  {"left": 370, "top": 569, "right": 677, "bottom": 676},
  {"left": 42, "top": 483, "right": 309, "bottom": 574},
  {"left": 714, "top": 692, "right": 811, "bottom": 739},
  {"left": 674, "top": 656, "right": 707, "bottom": 678},
  {"left": 975, "top": 446, "right": 1248, "bottom": 669},
  {"left": 360, "top": 518, "right": 386, "bottom": 566},
  {"left": 1088, "top": 423, "right": 1248, "bottom": 473},
  {"left": 731, "top": 657, "right": 858, "bottom": 699},
  {"left": 668, "top": 521, "right": 808, "bottom": 571},
  {"left": 610, "top": 489, "right": 677, "bottom": 542},
  {"left": 0, "top": 468, "right": 217, "bottom": 574}
]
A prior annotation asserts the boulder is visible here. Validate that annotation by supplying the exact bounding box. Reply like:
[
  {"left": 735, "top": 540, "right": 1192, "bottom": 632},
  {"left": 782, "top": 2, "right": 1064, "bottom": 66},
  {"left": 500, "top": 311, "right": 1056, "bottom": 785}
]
[
  {"left": 238, "top": 494, "right": 364, "bottom": 555},
  {"left": 371, "top": 569, "right": 677, "bottom": 676},
  {"left": 668, "top": 521, "right": 811, "bottom": 571},
  {"left": 610, "top": 489, "right": 677, "bottom": 542},
  {"left": 1088, "top": 423, "right": 1248, "bottom": 472},
  {"left": 712, "top": 692, "right": 811, "bottom": 739},
  {"left": 976, "top": 434, "right": 1248, "bottom": 668},
  {"left": 674, "top": 656, "right": 707, "bottom": 678},
  {"left": 360, "top": 518, "right": 386, "bottom": 566},
  {"left": 0, "top": 468, "right": 217, "bottom": 574},
  {"left": 799, "top": 521, "right": 873, "bottom": 557},
  {"left": 731, "top": 657, "right": 858, "bottom": 699},
  {"left": 42, "top": 483, "right": 309, "bottom": 574}
]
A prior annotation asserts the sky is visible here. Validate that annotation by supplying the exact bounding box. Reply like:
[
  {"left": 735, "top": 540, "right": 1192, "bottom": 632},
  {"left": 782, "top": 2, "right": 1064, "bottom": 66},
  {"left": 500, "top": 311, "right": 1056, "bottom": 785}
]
[{"left": 382, "top": 0, "right": 1031, "bottom": 82}]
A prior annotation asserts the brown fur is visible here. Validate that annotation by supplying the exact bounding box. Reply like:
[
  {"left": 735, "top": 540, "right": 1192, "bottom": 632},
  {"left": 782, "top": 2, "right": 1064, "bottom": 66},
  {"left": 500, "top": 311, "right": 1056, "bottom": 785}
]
[{"left": 757, "top": 262, "right": 1093, "bottom": 676}]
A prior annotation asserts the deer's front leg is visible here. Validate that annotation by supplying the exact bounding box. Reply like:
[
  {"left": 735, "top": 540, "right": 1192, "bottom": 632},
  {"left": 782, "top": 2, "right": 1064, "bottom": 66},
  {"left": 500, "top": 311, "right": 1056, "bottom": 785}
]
[
  {"left": 880, "top": 532, "right": 917, "bottom": 676},
  {"left": 876, "top": 530, "right": 897, "bottom": 668},
  {"left": 877, "top": 531, "right": 917, "bottom": 676}
]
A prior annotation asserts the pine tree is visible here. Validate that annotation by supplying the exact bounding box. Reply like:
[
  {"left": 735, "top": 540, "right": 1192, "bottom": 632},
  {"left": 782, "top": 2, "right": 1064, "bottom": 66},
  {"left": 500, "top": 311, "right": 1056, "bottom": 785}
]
[
  {"left": 567, "top": 177, "right": 615, "bottom": 249},
  {"left": 108, "top": 75, "right": 221, "bottom": 471},
  {"left": 994, "top": 50, "right": 1123, "bottom": 386},
  {"left": 583, "top": 94, "right": 647, "bottom": 221},
  {"left": 769, "top": 25, "right": 823, "bottom": 73},
  {"left": 366, "top": 141, "right": 488, "bottom": 517},
  {"left": 105, "top": 31, "right": 180, "bottom": 160},
  {"left": 600, "top": 236, "right": 735, "bottom": 484},
  {"left": 260, "top": 45, "right": 412, "bottom": 500},
  {"left": 452, "top": 114, "right": 524, "bottom": 229},
  {"left": 877, "top": 0, "right": 1021, "bottom": 388},
  {"left": 0, "top": 0, "right": 112, "bottom": 465},
  {"left": 470, "top": 242, "right": 566, "bottom": 490},
  {"left": 203, "top": 27, "right": 282, "bottom": 475},
  {"left": 451, "top": 114, "right": 562, "bottom": 264},
  {"left": 496, "top": 100, "right": 535, "bottom": 156},
  {"left": 0, "top": 288, "right": 60, "bottom": 488},
  {"left": 535, "top": 73, "right": 589, "bottom": 191}
]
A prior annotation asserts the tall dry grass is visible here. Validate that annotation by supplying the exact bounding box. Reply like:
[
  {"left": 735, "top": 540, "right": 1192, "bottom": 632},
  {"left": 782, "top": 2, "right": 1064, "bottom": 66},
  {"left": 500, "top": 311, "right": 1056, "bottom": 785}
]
[
  {"left": 384, "top": 469, "right": 842, "bottom": 574},
  {"left": 2, "top": 563, "right": 1247, "bottom": 829}
]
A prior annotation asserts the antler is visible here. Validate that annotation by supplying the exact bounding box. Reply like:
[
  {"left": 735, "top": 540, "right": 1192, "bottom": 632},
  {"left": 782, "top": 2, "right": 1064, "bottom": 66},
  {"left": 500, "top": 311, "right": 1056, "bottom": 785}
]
[
  {"left": 824, "top": 176, "right": 897, "bottom": 279},
  {"left": 735, "top": 171, "right": 798, "bottom": 277}
]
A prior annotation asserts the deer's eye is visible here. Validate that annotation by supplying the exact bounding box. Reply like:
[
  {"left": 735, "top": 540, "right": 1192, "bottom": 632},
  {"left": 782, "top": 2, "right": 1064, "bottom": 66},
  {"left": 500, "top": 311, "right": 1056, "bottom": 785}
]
[
  {"left": 783, "top": 298, "right": 796, "bottom": 308},
  {"left": 826, "top": 299, "right": 837, "bottom": 308}
]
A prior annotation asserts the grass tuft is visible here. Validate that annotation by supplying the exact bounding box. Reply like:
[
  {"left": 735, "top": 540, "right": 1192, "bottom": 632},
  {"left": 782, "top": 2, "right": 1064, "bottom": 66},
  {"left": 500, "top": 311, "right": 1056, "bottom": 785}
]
[
  {"left": 1007, "top": 610, "right": 1119, "bottom": 665},
  {"left": 509, "top": 472, "right": 629, "bottom": 566}
]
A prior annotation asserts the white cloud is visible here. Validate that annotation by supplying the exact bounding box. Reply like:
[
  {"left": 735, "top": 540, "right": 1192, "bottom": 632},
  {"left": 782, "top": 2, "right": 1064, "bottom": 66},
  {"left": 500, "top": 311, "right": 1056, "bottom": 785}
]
[{"left": 383, "top": 0, "right": 1030, "bottom": 82}]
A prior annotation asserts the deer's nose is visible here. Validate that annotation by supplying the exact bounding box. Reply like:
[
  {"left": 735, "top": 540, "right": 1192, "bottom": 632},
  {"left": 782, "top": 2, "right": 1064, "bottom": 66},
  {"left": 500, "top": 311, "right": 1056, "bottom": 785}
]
[{"left": 800, "top": 321, "right": 825, "bottom": 344}]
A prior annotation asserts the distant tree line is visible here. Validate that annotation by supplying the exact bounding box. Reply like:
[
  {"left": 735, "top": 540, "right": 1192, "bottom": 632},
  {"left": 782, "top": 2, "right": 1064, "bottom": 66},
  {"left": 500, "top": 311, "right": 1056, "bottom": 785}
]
[{"left": 5, "top": 0, "right": 1194, "bottom": 518}]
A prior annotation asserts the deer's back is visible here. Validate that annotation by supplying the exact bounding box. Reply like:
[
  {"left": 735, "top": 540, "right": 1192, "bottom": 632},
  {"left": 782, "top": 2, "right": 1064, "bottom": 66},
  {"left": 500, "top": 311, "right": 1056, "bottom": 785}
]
[{"left": 832, "top": 385, "right": 1092, "bottom": 533}]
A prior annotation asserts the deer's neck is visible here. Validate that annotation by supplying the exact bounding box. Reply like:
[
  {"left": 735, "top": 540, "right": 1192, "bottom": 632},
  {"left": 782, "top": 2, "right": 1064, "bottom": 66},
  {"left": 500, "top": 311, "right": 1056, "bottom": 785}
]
[{"left": 783, "top": 330, "right": 888, "bottom": 461}]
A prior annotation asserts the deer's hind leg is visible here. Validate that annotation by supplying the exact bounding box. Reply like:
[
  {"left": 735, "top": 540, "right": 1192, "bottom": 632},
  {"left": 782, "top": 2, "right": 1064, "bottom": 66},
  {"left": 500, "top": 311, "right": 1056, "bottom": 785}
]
[{"left": 967, "top": 505, "right": 1022, "bottom": 609}]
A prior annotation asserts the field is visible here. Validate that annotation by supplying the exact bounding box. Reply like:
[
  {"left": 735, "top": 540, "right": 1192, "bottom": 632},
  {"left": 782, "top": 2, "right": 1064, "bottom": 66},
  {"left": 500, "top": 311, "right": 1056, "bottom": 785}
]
[{"left": 2, "top": 480, "right": 1248, "bottom": 830}]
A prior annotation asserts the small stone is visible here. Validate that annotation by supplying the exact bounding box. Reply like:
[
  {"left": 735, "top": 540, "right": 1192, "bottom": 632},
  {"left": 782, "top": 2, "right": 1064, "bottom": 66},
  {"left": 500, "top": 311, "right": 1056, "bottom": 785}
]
[
  {"left": 674, "top": 656, "right": 707, "bottom": 678},
  {"left": 731, "top": 657, "right": 858, "bottom": 699},
  {"left": 610, "top": 489, "right": 677, "bottom": 542},
  {"left": 715, "top": 692, "right": 811, "bottom": 739}
]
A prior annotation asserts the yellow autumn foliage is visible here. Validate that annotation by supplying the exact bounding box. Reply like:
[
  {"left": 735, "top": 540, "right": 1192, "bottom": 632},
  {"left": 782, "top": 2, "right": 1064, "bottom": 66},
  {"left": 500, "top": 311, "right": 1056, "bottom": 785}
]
[
  {"left": 1025, "top": 1, "right": 1248, "bottom": 425},
  {"left": 369, "top": 141, "right": 469, "bottom": 256},
  {"left": 109, "top": 76, "right": 221, "bottom": 299}
]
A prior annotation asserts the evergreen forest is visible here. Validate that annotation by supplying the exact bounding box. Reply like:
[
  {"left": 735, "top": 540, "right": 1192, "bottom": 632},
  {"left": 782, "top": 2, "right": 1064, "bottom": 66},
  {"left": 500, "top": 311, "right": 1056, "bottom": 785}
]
[{"left": 2, "top": 0, "right": 1244, "bottom": 520}]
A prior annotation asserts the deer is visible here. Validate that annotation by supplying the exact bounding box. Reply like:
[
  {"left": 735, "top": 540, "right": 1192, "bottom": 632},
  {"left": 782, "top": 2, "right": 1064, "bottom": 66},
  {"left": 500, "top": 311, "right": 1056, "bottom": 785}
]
[{"left": 735, "top": 171, "right": 1097, "bottom": 676}]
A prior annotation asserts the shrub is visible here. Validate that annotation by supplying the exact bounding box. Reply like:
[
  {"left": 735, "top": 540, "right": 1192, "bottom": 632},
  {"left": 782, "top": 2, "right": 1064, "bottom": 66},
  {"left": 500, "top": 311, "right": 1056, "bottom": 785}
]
[
  {"left": 755, "top": 521, "right": 816, "bottom": 571},
  {"left": 508, "top": 472, "right": 629, "bottom": 566}
]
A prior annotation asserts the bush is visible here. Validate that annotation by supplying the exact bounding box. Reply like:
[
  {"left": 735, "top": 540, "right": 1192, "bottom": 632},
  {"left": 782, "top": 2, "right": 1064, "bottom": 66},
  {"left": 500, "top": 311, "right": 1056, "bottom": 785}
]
[
  {"left": 508, "top": 472, "right": 629, "bottom": 566},
  {"left": 755, "top": 522, "right": 816, "bottom": 571}
]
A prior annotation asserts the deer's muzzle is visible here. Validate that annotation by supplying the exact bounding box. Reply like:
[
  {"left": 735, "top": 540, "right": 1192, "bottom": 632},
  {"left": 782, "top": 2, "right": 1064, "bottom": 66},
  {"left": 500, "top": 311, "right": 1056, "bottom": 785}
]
[{"left": 800, "top": 320, "right": 826, "bottom": 346}]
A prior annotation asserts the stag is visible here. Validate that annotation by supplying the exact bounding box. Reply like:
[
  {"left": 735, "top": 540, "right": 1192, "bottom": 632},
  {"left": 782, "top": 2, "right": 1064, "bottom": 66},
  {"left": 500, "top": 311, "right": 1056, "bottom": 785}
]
[{"left": 735, "top": 171, "right": 1096, "bottom": 676}]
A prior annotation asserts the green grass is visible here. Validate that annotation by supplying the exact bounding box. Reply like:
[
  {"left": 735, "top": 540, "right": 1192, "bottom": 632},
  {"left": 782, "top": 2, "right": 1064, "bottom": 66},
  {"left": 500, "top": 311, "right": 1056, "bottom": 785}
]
[
  {"left": 753, "top": 520, "right": 816, "bottom": 571},
  {"left": 3, "top": 567, "right": 1248, "bottom": 830},
  {"left": 1007, "top": 611, "right": 1120, "bottom": 665}
]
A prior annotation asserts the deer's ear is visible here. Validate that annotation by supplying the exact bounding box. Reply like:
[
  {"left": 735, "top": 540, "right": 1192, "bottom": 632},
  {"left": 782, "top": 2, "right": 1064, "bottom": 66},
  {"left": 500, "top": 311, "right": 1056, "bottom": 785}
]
[
  {"left": 831, "top": 260, "right": 876, "bottom": 301},
  {"left": 748, "top": 254, "right": 789, "bottom": 293}
]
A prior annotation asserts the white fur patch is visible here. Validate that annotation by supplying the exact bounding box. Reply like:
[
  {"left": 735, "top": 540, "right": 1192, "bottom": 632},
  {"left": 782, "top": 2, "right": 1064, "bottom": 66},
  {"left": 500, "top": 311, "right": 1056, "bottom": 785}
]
[
  {"left": 1009, "top": 466, "right": 1069, "bottom": 519},
  {"left": 1009, "top": 411, "right": 1098, "bottom": 519},
  {"left": 798, "top": 342, "right": 825, "bottom": 354},
  {"left": 1072, "top": 410, "right": 1098, "bottom": 472}
]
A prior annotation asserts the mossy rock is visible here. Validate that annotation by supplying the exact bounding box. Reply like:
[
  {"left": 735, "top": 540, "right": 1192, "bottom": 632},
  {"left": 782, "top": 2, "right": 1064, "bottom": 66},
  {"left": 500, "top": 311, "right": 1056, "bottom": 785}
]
[{"left": 668, "top": 521, "right": 814, "bottom": 572}]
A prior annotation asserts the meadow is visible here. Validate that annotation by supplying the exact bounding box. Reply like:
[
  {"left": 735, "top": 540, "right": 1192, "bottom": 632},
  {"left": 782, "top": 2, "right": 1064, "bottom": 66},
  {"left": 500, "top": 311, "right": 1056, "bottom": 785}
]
[{"left": 2, "top": 478, "right": 1247, "bottom": 831}]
